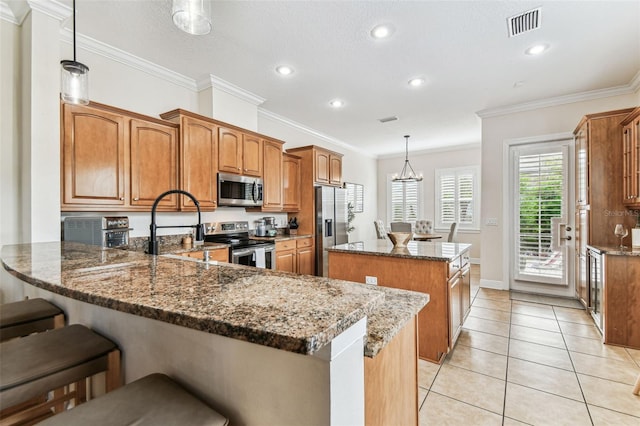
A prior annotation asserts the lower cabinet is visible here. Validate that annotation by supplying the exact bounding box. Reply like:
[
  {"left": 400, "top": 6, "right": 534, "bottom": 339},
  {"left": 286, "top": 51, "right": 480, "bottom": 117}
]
[
  {"left": 179, "top": 247, "right": 229, "bottom": 263},
  {"left": 275, "top": 236, "right": 314, "bottom": 274},
  {"left": 602, "top": 253, "right": 640, "bottom": 349}
]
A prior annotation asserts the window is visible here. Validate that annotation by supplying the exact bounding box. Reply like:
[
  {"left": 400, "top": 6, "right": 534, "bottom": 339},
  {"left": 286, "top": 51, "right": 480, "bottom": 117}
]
[
  {"left": 344, "top": 182, "right": 364, "bottom": 213},
  {"left": 387, "top": 176, "right": 421, "bottom": 223},
  {"left": 435, "top": 166, "right": 480, "bottom": 230}
]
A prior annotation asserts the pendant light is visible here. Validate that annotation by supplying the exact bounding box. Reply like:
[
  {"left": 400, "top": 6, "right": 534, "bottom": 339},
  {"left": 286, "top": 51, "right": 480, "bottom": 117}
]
[
  {"left": 392, "top": 135, "right": 423, "bottom": 182},
  {"left": 60, "top": 0, "right": 89, "bottom": 105},
  {"left": 172, "top": 0, "right": 212, "bottom": 35}
]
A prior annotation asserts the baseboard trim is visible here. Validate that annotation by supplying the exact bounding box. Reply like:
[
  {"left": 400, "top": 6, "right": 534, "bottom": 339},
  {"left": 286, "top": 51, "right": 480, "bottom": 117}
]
[
  {"left": 479, "top": 279, "right": 508, "bottom": 290},
  {"left": 470, "top": 257, "right": 480, "bottom": 264}
]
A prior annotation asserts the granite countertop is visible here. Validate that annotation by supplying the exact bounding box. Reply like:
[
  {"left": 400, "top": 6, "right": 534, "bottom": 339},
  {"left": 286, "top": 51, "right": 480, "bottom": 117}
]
[
  {"left": 587, "top": 244, "right": 640, "bottom": 257},
  {"left": 328, "top": 240, "right": 471, "bottom": 262},
  {"left": 1, "top": 242, "right": 428, "bottom": 358}
]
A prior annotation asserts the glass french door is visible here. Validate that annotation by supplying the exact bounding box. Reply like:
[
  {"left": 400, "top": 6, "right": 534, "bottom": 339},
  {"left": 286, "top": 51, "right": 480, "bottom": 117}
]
[{"left": 510, "top": 140, "right": 574, "bottom": 291}]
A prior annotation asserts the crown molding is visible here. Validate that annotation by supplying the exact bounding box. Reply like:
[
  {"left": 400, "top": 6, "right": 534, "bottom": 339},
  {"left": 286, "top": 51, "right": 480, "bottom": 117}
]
[
  {"left": 27, "top": 0, "right": 67, "bottom": 20},
  {"left": 196, "top": 75, "right": 266, "bottom": 106},
  {"left": 258, "top": 108, "right": 374, "bottom": 158},
  {"left": 477, "top": 75, "right": 640, "bottom": 119},
  {"left": 1, "top": 0, "right": 31, "bottom": 24}
]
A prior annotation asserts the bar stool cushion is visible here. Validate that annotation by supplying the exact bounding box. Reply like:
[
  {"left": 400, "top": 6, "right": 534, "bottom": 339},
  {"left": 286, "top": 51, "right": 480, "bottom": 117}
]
[
  {"left": 37, "top": 373, "right": 229, "bottom": 426},
  {"left": 0, "top": 298, "right": 63, "bottom": 341},
  {"left": 0, "top": 324, "right": 117, "bottom": 409}
]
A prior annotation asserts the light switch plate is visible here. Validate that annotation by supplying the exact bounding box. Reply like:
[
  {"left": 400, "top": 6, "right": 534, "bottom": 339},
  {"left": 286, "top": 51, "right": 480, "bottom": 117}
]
[{"left": 486, "top": 218, "right": 498, "bottom": 226}]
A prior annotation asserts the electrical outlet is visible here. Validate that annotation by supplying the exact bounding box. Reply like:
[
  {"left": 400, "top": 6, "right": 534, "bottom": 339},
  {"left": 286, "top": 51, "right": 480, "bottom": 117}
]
[
  {"left": 486, "top": 218, "right": 498, "bottom": 226},
  {"left": 365, "top": 276, "right": 378, "bottom": 285}
]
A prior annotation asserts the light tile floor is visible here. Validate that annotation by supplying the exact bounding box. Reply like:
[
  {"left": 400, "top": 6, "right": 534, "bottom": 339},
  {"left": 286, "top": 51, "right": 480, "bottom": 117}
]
[{"left": 418, "top": 265, "right": 640, "bottom": 425}]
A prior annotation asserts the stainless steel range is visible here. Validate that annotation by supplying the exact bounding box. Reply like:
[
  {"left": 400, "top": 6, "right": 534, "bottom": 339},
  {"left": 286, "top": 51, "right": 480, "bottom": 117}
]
[{"left": 204, "top": 221, "right": 275, "bottom": 269}]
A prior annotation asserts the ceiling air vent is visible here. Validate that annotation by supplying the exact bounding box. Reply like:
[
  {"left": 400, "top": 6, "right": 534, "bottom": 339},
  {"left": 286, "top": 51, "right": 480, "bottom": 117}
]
[
  {"left": 508, "top": 7, "right": 541, "bottom": 37},
  {"left": 378, "top": 116, "right": 398, "bottom": 123}
]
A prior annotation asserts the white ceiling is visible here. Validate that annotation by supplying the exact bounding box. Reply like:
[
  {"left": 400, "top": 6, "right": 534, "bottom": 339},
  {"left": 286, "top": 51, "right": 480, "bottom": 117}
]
[{"left": 14, "top": 1, "right": 640, "bottom": 156}]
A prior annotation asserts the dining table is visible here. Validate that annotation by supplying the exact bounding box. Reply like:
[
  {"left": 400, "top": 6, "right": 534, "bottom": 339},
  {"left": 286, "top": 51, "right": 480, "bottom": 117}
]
[{"left": 413, "top": 233, "right": 443, "bottom": 241}]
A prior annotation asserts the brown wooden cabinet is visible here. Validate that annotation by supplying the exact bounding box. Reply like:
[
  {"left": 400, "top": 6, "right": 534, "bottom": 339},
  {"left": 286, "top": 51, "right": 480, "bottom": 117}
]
[
  {"left": 275, "top": 239, "right": 296, "bottom": 273},
  {"left": 603, "top": 254, "right": 640, "bottom": 349},
  {"left": 573, "top": 108, "right": 636, "bottom": 306},
  {"left": 282, "top": 153, "right": 301, "bottom": 212},
  {"left": 242, "top": 134, "right": 263, "bottom": 177},
  {"left": 275, "top": 237, "right": 314, "bottom": 275},
  {"left": 160, "top": 110, "right": 219, "bottom": 211},
  {"left": 312, "top": 148, "right": 342, "bottom": 186},
  {"left": 261, "top": 140, "right": 283, "bottom": 211},
  {"left": 448, "top": 253, "right": 470, "bottom": 348},
  {"left": 61, "top": 102, "right": 178, "bottom": 212},
  {"left": 218, "top": 127, "right": 263, "bottom": 177},
  {"left": 179, "top": 247, "right": 229, "bottom": 262},
  {"left": 296, "top": 237, "right": 314, "bottom": 275},
  {"left": 329, "top": 154, "right": 342, "bottom": 186},
  {"left": 621, "top": 107, "right": 640, "bottom": 207}
]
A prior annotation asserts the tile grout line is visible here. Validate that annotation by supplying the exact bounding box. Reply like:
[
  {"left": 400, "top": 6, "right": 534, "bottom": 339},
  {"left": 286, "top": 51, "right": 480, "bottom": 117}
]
[
  {"left": 553, "top": 305, "right": 595, "bottom": 426},
  {"left": 501, "top": 296, "right": 513, "bottom": 425}
]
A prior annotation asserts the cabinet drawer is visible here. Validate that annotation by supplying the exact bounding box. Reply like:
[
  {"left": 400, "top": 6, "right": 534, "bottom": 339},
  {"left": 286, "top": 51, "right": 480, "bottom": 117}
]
[
  {"left": 448, "top": 256, "right": 462, "bottom": 278},
  {"left": 296, "top": 237, "right": 313, "bottom": 249},
  {"left": 276, "top": 240, "right": 296, "bottom": 251}
]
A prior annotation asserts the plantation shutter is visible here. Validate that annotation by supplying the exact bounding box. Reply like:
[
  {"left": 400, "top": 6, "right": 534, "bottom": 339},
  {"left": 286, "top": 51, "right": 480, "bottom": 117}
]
[
  {"left": 516, "top": 151, "right": 565, "bottom": 283},
  {"left": 458, "top": 172, "right": 474, "bottom": 225},
  {"left": 390, "top": 180, "right": 419, "bottom": 222},
  {"left": 439, "top": 174, "right": 456, "bottom": 224}
]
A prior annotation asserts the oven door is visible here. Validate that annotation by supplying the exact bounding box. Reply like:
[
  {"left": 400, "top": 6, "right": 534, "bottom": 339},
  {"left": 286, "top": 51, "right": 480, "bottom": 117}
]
[{"left": 231, "top": 246, "right": 275, "bottom": 269}]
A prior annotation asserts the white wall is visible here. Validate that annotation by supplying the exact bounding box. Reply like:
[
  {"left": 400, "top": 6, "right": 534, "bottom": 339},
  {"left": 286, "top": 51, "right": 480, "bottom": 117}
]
[
  {"left": 257, "top": 113, "right": 378, "bottom": 243},
  {"left": 376, "top": 145, "right": 482, "bottom": 261},
  {"left": 480, "top": 91, "right": 640, "bottom": 289}
]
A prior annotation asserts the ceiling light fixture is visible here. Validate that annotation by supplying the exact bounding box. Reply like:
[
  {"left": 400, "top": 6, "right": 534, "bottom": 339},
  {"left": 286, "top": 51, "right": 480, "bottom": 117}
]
[
  {"left": 275, "top": 65, "right": 294, "bottom": 76},
  {"left": 392, "top": 135, "right": 423, "bottom": 182},
  {"left": 525, "top": 43, "right": 549, "bottom": 55},
  {"left": 172, "top": 0, "right": 212, "bottom": 35},
  {"left": 370, "top": 24, "right": 394, "bottom": 39},
  {"left": 60, "top": 0, "right": 89, "bottom": 105},
  {"left": 330, "top": 99, "right": 344, "bottom": 108},
  {"left": 408, "top": 77, "right": 425, "bottom": 87}
]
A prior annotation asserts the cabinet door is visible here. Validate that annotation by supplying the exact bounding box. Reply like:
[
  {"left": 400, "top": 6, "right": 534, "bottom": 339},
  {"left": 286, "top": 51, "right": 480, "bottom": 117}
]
[
  {"left": 622, "top": 122, "right": 635, "bottom": 204},
  {"left": 448, "top": 272, "right": 462, "bottom": 348},
  {"left": 575, "top": 123, "right": 589, "bottom": 207},
  {"left": 329, "top": 154, "right": 342, "bottom": 186},
  {"left": 460, "top": 266, "right": 471, "bottom": 321},
  {"left": 262, "top": 140, "right": 283, "bottom": 210},
  {"left": 130, "top": 119, "right": 178, "bottom": 208},
  {"left": 315, "top": 150, "right": 330, "bottom": 184},
  {"left": 218, "top": 127, "right": 242, "bottom": 174},
  {"left": 297, "top": 247, "right": 314, "bottom": 275},
  {"left": 283, "top": 154, "right": 301, "bottom": 211},
  {"left": 62, "top": 103, "right": 126, "bottom": 207},
  {"left": 242, "top": 134, "right": 262, "bottom": 176},
  {"left": 181, "top": 116, "right": 218, "bottom": 210},
  {"left": 633, "top": 116, "right": 640, "bottom": 205},
  {"left": 276, "top": 249, "right": 296, "bottom": 273}
]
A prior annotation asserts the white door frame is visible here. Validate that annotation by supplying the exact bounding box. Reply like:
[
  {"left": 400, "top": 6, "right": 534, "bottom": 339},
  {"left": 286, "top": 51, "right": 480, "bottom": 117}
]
[{"left": 502, "top": 132, "right": 576, "bottom": 297}]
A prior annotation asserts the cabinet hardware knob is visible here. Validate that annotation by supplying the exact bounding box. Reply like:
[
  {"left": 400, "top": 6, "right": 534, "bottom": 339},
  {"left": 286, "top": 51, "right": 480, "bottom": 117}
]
[
  {"left": 119, "top": 197, "right": 124, "bottom": 201},
  {"left": 134, "top": 197, "right": 139, "bottom": 201}
]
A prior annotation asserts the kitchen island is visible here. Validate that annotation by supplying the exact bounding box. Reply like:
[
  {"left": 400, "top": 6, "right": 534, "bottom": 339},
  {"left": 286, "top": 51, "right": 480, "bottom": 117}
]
[
  {"left": 1, "top": 242, "right": 428, "bottom": 426},
  {"left": 328, "top": 240, "right": 471, "bottom": 363}
]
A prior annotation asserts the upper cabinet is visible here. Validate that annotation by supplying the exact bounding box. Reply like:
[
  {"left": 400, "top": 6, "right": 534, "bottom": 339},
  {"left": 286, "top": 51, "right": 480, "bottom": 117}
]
[
  {"left": 61, "top": 102, "right": 178, "bottom": 211},
  {"left": 575, "top": 122, "right": 589, "bottom": 207},
  {"left": 160, "top": 110, "right": 219, "bottom": 211},
  {"left": 621, "top": 107, "right": 640, "bottom": 207},
  {"left": 288, "top": 145, "right": 343, "bottom": 188},
  {"left": 261, "top": 139, "right": 283, "bottom": 211},
  {"left": 218, "top": 128, "right": 263, "bottom": 177},
  {"left": 283, "top": 153, "right": 301, "bottom": 212}
]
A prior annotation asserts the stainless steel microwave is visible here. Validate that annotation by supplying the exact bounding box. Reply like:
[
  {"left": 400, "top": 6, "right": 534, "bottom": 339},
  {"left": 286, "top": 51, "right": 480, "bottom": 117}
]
[{"left": 218, "top": 172, "right": 264, "bottom": 207}]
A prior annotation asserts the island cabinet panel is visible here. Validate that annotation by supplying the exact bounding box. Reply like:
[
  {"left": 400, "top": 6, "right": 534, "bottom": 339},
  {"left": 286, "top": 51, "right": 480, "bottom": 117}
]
[
  {"left": 62, "top": 103, "right": 126, "bottom": 207},
  {"left": 603, "top": 254, "right": 640, "bottom": 349},
  {"left": 218, "top": 127, "right": 243, "bottom": 174},
  {"left": 364, "top": 316, "right": 418, "bottom": 426},
  {"left": 282, "top": 153, "right": 301, "bottom": 212},
  {"left": 328, "top": 251, "right": 450, "bottom": 363},
  {"left": 177, "top": 115, "right": 218, "bottom": 211},
  {"left": 129, "top": 119, "right": 178, "bottom": 208}
]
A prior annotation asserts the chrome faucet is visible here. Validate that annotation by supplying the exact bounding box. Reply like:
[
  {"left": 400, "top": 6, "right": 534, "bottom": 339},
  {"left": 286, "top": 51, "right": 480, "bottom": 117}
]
[{"left": 148, "top": 189, "right": 205, "bottom": 255}]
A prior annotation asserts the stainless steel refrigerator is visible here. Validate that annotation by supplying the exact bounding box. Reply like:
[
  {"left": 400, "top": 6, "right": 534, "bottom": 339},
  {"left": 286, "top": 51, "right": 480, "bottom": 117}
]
[{"left": 315, "top": 186, "right": 348, "bottom": 277}]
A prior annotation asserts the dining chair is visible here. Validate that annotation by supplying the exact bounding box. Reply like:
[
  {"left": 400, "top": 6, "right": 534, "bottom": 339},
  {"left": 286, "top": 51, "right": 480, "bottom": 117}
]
[
  {"left": 374, "top": 220, "right": 387, "bottom": 239},
  {"left": 633, "top": 372, "right": 640, "bottom": 395},
  {"left": 447, "top": 222, "right": 459, "bottom": 242},
  {"left": 390, "top": 222, "right": 412, "bottom": 232},
  {"left": 414, "top": 220, "right": 433, "bottom": 234}
]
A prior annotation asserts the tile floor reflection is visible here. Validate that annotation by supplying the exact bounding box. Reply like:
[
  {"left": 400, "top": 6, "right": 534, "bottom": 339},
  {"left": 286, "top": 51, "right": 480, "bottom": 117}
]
[{"left": 418, "top": 265, "right": 640, "bottom": 425}]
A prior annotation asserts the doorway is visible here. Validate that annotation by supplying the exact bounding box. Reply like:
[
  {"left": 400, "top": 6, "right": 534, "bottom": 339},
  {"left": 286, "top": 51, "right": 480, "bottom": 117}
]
[{"left": 507, "top": 136, "right": 575, "bottom": 297}]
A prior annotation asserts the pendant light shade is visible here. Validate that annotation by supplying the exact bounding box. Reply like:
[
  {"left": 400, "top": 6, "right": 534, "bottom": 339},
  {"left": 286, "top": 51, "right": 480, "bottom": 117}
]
[
  {"left": 172, "top": 0, "right": 212, "bottom": 35},
  {"left": 392, "top": 135, "right": 423, "bottom": 182},
  {"left": 60, "top": 0, "right": 89, "bottom": 105}
]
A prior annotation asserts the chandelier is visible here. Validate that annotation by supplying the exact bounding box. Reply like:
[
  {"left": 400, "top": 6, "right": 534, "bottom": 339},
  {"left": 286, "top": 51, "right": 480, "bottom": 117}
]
[{"left": 392, "top": 135, "right": 423, "bottom": 182}]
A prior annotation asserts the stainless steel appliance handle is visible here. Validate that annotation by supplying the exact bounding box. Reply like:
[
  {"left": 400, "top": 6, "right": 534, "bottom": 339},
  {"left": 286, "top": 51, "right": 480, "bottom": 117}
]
[
  {"left": 252, "top": 182, "right": 258, "bottom": 202},
  {"left": 232, "top": 248, "right": 253, "bottom": 258}
]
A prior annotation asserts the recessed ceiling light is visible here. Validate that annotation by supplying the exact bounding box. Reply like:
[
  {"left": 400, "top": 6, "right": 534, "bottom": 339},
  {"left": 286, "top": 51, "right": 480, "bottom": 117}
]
[
  {"left": 525, "top": 44, "right": 549, "bottom": 55},
  {"left": 330, "top": 99, "right": 344, "bottom": 108},
  {"left": 370, "top": 24, "right": 394, "bottom": 39},
  {"left": 408, "top": 77, "right": 425, "bottom": 87},
  {"left": 513, "top": 80, "right": 525, "bottom": 88},
  {"left": 275, "top": 65, "right": 294, "bottom": 76}
]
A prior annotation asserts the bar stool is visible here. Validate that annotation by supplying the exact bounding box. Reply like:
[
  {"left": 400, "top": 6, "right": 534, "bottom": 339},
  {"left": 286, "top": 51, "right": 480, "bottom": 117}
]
[
  {"left": 633, "top": 372, "right": 640, "bottom": 396},
  {"left": 0, "top": 298, "right": 64, "bottom": 342},
  {"left": 37, "top": 373, "right": 229, "bottom": 426},
  {"left": 0, "top": 324, "right": 121, "bottom": 425}
]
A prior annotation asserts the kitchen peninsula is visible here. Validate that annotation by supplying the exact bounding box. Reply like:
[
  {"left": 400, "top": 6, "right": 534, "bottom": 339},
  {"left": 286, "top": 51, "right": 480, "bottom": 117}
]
[
  {"left": 328, "top": 240, "right": 471, "bottom": 363},
  {"left": 1, "top": 242, "right": 428, "bottom": 426}
]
